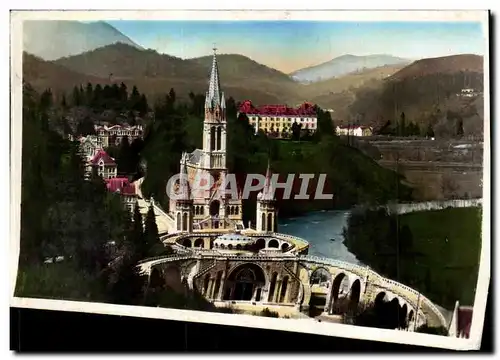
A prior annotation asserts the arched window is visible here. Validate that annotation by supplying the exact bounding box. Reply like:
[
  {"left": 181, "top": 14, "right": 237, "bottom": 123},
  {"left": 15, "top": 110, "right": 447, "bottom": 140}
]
[
  {"left": 267, "top": 213, "right": 273, "bottom": 232},
  {"left": 177, "top": 213, "right": 181, "bottom": 231},
  {"left": 182, "top": 212, "right": 188, "bottom": 231},
  {"left": 279, "top": 276, "right": 289, "bottom": 303},
  {"left": 235, "top": 206, "right": 239, "bottom": 215},
  {"left": 268, "top": 273, "right": 278, "bottom": 302},
  {"left": 216, "top": 127, "right": 222, "bottom": 150},
  {"left": 210, "top": 126, "right": 216, "bottom": 151},
  {"left": 261, "top": 213, "right": 266, "bottom": 231}
]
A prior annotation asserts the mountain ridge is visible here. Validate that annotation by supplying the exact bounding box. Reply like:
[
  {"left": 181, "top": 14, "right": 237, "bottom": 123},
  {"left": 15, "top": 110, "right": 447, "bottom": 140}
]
[
  {"left": 23, "top": 20, "right": 143, "bottom": 61},
  {"left": 289, "top": 54, "right": 411, "bottom": 83}
]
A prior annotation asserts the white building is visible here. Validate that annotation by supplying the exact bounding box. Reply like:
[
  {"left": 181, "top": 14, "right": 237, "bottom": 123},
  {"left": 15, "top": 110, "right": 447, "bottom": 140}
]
[
  {"left": 94, "top": 124, "right": 144, "bottom": 147},
  {"left": 238, "top": 101, "right": 318, "bottom": 137},
  {"left": 335, "top": 125, "right": 373, "bottom": 137}
]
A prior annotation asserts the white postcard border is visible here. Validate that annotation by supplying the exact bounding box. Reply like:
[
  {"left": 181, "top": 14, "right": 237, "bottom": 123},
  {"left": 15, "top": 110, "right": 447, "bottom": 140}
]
[{"left": 9, "top": 10, "right": 490, "bottom": 351}]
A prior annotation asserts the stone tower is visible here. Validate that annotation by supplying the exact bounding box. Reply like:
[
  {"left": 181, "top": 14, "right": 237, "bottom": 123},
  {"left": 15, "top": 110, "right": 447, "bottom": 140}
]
[
  {"left": 175, "top": 153, "right": 193, "bottom": 232},
  {"left": 256, "top": 161, "right": 277, "bottom": 232},
  {"left": 202, "top": 47, "right": 227, "bottom": 171}
]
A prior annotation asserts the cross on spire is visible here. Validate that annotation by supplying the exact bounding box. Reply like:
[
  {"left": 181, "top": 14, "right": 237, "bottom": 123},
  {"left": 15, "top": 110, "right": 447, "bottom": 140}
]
[{"left": 213, "top": 43, "right": 218, "bottom": 54}]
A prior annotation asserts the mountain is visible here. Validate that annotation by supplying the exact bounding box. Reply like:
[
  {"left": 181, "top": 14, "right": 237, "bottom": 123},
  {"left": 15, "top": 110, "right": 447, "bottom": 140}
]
[
  {"left": 23, "top": 52, "right": 110, "bottom": 94},
  {"left": 347, "top": 54, "right": 485, "bottom": 136},
  {"left": 389, "top": 54, "right": 483, "bottom": 81},
  {"left": 23, "top": 20, "right": 142, "bottom": 61},
  {"left": 297, "top": 64, "right": 406, "bottom": 120},
  {"left": 39, "top": 44, "right": 302, "bottom": 105},
  {"left": 289, "top": 54, "right": 411, "bottom": 84},
  {"left": 51, "top": 44, "right": 303, "bottom": 104},
  {"left": 54, "top": 43, "right": 206, "bottom": 80}
]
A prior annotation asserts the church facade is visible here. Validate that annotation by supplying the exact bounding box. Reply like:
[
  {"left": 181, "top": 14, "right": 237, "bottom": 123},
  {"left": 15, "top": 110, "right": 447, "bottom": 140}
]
[{"left": 168, "top": 49, "right": 247, "bottom": 232}]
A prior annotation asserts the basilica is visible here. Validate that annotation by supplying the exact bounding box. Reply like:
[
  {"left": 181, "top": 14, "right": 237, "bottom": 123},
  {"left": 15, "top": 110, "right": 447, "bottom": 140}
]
[{"left": 167, "top": 49, "right": 274, "bottom": 234}]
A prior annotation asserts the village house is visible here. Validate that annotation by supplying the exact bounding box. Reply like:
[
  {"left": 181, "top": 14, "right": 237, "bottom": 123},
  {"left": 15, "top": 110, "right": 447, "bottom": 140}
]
[
  {"left": 94, "top": 124, "right": 144, "bottom": 147},
  {"left": 105, "top": 177, "right": 138, "bottom": 213},
  {"left": 86, "top": 149, "right": 118, "bottom": 180},
  {"left": 238, "top": 100, "right": 318, "bottom": 137},
  {"left": 335, "top": 125, "right": 373, "bottom": 137},
  {"left": 78, "top": 135, "right": 104, "bottom": 161}
]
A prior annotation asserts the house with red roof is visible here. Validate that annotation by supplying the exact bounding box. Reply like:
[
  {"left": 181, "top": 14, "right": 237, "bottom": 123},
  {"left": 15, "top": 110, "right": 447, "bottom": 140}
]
[
  {"left": 237, "top": 100, "right": 318, "bottom": 138},
  {"left": 105, "top": 177, "right": 138, "bottom": 213},
  {"left": 86, "top": 149, "right": 118, "bottom": 180}
]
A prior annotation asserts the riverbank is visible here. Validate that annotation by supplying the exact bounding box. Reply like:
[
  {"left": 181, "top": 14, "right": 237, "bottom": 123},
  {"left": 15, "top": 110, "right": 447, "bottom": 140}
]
[{"left": 343, "top": 206, "right": 482, "bottom": 310}]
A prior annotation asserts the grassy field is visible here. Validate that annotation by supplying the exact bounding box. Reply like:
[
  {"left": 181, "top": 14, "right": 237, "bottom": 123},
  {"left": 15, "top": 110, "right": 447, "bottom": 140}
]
[{"left": 399, "top": 206, "right": 482, "bottom": 308}]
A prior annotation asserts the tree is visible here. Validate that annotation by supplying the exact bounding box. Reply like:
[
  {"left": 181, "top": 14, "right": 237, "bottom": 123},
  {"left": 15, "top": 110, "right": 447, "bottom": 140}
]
[
  {"left": 61, "top": 94, "right": 67, "bottom": 109},
  {"left": 85, "top": 83, "right": 93, "bottom": 106},
  {"left": 398, "top": 112, "right": 406, "bottom": 136},
  {"left": 137, "top": 94, "right": 149, "bottom": 115},
  {"left": 117, "top": 136, "right": 132, "bottom": 175},
  {"left": 119, "top": 82, "right": 128, "bottom": 106},
  {"left": 129, "top": 86, "right": 141, "bottom": 111},
  {"left": 291, "top": 122, "right": 302, "bottom": 141},
  {"left": 130, "top": 202, "right": 144, "bottom": 255},
  {"left": 168, "top": 88, "right": 176, "bottom": 104},
  {"left": 92, "top": 84, "right": 103, "bottom": 108},
  {"left": 72, "top": 86, "right": 82, "bottom": 106},
  {"left": 143, "top": 202, "right": 159, "bottom": 257},
  {"left": 426, "top": 123, "right": 435, "bottom": 138}
]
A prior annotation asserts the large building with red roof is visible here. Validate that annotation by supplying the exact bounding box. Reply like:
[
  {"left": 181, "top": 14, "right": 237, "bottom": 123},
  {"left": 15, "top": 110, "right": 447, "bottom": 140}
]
[
  {"left": 105, "top": 177, "right": 138, "bottom": 213},
  {"left": 86, "top": 149, "right": 118, "bottom": 180},
  {"left": 237, "top": 100, "right": 318, "bottom": 137}
]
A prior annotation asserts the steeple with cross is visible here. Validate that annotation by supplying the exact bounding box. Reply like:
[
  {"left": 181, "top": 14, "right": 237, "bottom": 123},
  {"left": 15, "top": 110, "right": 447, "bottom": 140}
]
[{"left": 202, "top": 43, "right": 227, "bottom": 170}]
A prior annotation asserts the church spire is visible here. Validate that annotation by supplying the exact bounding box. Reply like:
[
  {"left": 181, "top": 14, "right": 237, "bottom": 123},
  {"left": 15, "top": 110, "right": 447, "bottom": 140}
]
[
  {"left": 207, "top": 46, "right": 221, "bottom": 109},
  {"left": 259, "top": 159, "right": 275, "bottom": 201},
  {"left": 178, "top": 153, "right": 191, "bottom": 201}
]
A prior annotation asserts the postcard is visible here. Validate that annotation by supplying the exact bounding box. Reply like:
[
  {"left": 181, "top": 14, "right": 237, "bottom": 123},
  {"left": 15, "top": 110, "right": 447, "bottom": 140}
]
[{"left": 10, "top": 9, "right": 490, "bottom": 351}]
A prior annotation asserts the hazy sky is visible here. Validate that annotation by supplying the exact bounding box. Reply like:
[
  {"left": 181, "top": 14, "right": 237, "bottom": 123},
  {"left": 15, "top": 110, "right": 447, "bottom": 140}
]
[{"left": 107, "top": 20, "right": 486, "bottom": 73}]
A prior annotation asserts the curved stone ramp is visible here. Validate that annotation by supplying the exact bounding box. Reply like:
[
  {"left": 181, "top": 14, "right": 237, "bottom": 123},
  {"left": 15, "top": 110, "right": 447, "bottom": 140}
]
[
  {"left": 133, "top": 177, "right": 175, "bottom": 234},
  {"left": 301, "top": 255, "right": 448, "bottom": 328},
  {"left": 136, "top": 253, "right": 448, "bottom": 329}
]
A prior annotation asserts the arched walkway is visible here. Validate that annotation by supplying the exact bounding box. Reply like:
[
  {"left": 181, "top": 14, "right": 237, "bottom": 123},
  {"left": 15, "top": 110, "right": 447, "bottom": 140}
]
[
  {"left": 181, "top": 238, "right": 192, "bottom": 247},
  {"left": 268, "top": 239, "right": 279, "bottom": 248},
  {"left": 348, "top": 279, "right": 361, "bottom": 310},
  {"left": 164, "top": 266, "right": 183, "bottom": 292},
  {"left": 331, "top": 273, "right": 349, "bottom": 302},
  {"left": 256, "top": 238, "right": 266, "bottom": 250},
  {"left": 223, "top": 263, "right": 266, "bottom": 301},
  {"left": 194, "top": 238, "right": 204, "bottom": 248},
  {"left": 149, "top": 268, "right": 165, "bottom": 289},
  {"left": 281, "top": 243, "right": 289, "bottom": 252},
  {"left": 310, "top": 267, "right": 331, "bottom": 285}
]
